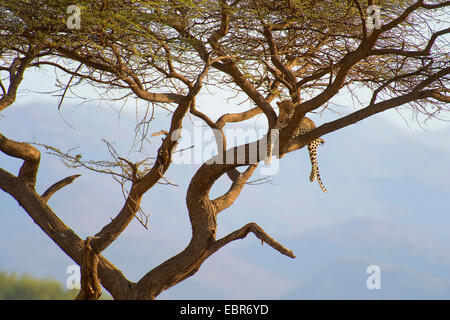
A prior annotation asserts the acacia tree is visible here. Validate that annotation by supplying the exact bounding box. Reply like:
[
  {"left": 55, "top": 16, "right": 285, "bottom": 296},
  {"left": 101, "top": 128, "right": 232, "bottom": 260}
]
[{"left": 0, "top": 0, "right": 449, "bottom": 299}]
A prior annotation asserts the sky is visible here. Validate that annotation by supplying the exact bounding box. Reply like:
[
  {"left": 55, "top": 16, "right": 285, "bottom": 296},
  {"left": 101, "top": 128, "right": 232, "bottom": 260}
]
[{"left": 0, "top": 65, "right": 449, "bottom": 299}]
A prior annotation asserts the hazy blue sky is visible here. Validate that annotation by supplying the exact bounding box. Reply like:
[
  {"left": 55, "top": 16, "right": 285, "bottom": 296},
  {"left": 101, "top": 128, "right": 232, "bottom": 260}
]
[{"left": 0, "top": 66, "right": 449, "bottom": 299}]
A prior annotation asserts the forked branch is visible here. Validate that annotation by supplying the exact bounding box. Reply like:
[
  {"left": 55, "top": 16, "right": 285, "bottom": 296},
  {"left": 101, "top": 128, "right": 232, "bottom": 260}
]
[{"left": 212, "top": 164, "right": 258, "bottom": 213}]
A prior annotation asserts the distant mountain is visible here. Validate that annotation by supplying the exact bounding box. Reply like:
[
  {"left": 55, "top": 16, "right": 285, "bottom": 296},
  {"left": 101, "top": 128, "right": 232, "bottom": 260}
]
[
  {"left": 286, "top": 259, "right": 450, "bottom": 299},
  {"left": 282, "top": 218, "right": 450, "bottom": 299}
]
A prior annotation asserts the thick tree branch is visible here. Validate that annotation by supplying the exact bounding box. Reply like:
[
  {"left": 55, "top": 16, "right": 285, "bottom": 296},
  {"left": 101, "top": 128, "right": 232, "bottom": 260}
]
[
  {"left": 216, "top": 107, "right": 263, "bottom": 129},
  {"left": 430, "top": 92, "right": 450, "bottom": 103},
  {"left": 0, "top": 167, "right": 132, "bottom": 299},
  {"left": 414, "top": 67, "right": 450, "bottom": 91},
  {"left": 282, "top": 89, "right": 443, "bottom": 155},
  {"left": 75, "top": 237, "right": 102, "bottom": 300},
  {"left": 0, "top": 133, "right": 40, "bottom": 187},
  {"left": 211, "top": 222, "right": 295, "bottom": 258},
  {"left": 208, "top": 0, "right": 230, "bottom": 51},
  {"left": 421, "top": 1, "right": 450, "bottom": 9},
  {"left": 212, "top": 164, "right": 257, "bottom": 213}
]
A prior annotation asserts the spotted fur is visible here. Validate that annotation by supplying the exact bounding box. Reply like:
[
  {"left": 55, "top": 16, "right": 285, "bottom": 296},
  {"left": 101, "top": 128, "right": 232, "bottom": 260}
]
[
  {"left": 266, "top": 100, "right": 327, "bottom": 193},
  {"left": 295, "top": 121, "right": 327, "bottom": 193}
]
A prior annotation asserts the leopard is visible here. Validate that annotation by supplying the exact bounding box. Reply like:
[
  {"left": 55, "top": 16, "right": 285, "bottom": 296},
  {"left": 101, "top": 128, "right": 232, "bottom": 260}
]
[{"left": 265, "top": 100, "right": 327, "bottom": 193}]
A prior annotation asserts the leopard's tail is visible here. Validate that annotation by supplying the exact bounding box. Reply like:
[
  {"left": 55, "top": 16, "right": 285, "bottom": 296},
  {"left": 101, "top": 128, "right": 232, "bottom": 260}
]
[{"left": 307, "top": 140, "right": 327, "bottom": 193}]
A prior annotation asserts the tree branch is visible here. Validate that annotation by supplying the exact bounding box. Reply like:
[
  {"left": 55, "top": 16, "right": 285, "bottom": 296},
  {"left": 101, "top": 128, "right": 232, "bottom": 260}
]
[
  {"left": 353, "top": 0, "right": 367, "bottom": 39},
  {"left": 0, "top": 45, "right": 41, "bottom": 112},
  {"left": 0, "top": 133, "right": 40, "bottom": 187},
  {"left": 430, "top": 92, "right": 450, "bottom": 103},
  {"left": 41, "top": 174, "right": 81, "bottom": 203},
  {"left": 369, "top": 28, "right": 450, "bottom": 57},
  {"left": 262, "top": 25, "right": 299, "bottom": 100},
  {"left": 172, "top": 23, "right": 278, "bottom": 128},
  {"left": 282, "top": 89, "right": 443, "bottom": 155},
  {"left": 54, "top": 47, "right": 185, "bottom": 104},
  {"left": 75, "top": 237, "right": 102, "bottom": 300},
  {"left": 212, "top": 164, "right": 257, "bottom": 213},
  {"left": 0, "top": 167, "right": 132, "bottom": 299},
  {"left": 211, "top": 222, "right": 295, "bottom": 258}
]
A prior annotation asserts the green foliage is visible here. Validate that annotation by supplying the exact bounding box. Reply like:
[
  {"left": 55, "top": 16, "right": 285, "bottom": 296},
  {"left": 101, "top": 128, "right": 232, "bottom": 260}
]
[
  {"left": 0, "top": 0, "right": 447, "bottom": 116},
  {"left": 0, "top": 271, "right": 78, "bottom": 300}
]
